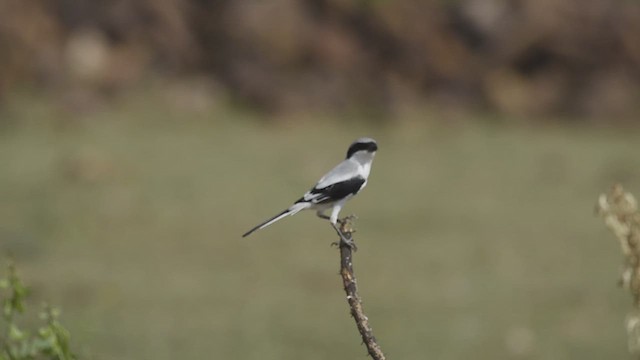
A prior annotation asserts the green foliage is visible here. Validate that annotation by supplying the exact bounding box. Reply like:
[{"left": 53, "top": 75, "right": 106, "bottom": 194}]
[{"left": 0, "top": 263, "right": 75, "bottom": 360}]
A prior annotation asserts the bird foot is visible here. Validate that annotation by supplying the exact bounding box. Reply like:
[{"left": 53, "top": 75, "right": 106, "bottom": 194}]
[{"left": 331, "top": 221, "right": 358, "bottom": 251}]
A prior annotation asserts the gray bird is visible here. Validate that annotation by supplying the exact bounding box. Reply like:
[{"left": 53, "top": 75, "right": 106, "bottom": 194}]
[{"left": 242, "top": 137, "right": 378, "bottom": 242}]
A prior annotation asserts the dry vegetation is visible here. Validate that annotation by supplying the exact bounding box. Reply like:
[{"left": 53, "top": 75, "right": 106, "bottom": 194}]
[
  {"left": 1, "top": 0, "right": 639, "bottom": 119},
  {"left": 597, "top": 185, "right": 640, "bottom": 355}
]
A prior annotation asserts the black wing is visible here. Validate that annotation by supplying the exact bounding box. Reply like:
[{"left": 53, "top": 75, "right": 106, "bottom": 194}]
[{"left": 296, "top": 177, "right": 366, "bottom": 205}]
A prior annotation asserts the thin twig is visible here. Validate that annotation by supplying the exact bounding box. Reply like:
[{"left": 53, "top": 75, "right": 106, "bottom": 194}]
[{"left": 335, "top": 217, "right": 386, "bottom": 360}]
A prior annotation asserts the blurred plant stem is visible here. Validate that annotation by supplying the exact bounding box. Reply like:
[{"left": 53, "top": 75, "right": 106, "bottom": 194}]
[{"left": 596, "top": 184, "right": 640, "bottom": 355}]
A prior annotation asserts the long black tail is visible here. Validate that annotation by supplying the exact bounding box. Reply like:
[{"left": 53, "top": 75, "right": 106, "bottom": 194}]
[
  {"left": 241, "top": 202, "right": 310, "bottom": 237},
  {"left": 241, "top": 209, "right": 291, "bottom": 237}
]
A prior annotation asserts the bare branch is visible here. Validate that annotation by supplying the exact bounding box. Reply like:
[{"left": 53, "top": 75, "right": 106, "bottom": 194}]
[{"left": 334, "top": 217, "right": 386, "bottom": 360}]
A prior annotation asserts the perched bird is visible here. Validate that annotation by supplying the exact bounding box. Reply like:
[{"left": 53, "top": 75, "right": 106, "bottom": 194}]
[{"left": 242, "top": 137, "right": 378, "bottom": 243}]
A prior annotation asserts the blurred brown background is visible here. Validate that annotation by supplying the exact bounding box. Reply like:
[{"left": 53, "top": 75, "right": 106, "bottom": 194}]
[{"left": 2, "top": 0, "right": 639, "bottom": 119}]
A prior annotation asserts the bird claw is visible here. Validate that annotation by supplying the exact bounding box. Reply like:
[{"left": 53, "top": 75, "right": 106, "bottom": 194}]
[
  {"left": 341, "top": 236, "right": 358, "bottom": 251},
  {"left": 331, "top": 221, "right": 358, "bottom": 251},
  {"left": 330, "top": 237, "right": 357, "bottom": 251}
]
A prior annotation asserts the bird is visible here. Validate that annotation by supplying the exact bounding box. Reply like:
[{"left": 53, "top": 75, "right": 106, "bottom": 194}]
[{"left": 242, "top": 137, "right": 378, "bottom": 244}]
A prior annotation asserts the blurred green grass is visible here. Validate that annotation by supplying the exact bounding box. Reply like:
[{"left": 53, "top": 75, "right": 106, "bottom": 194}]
[{"left": 2, "top": 94, "right": 640, "bottom": 359}]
